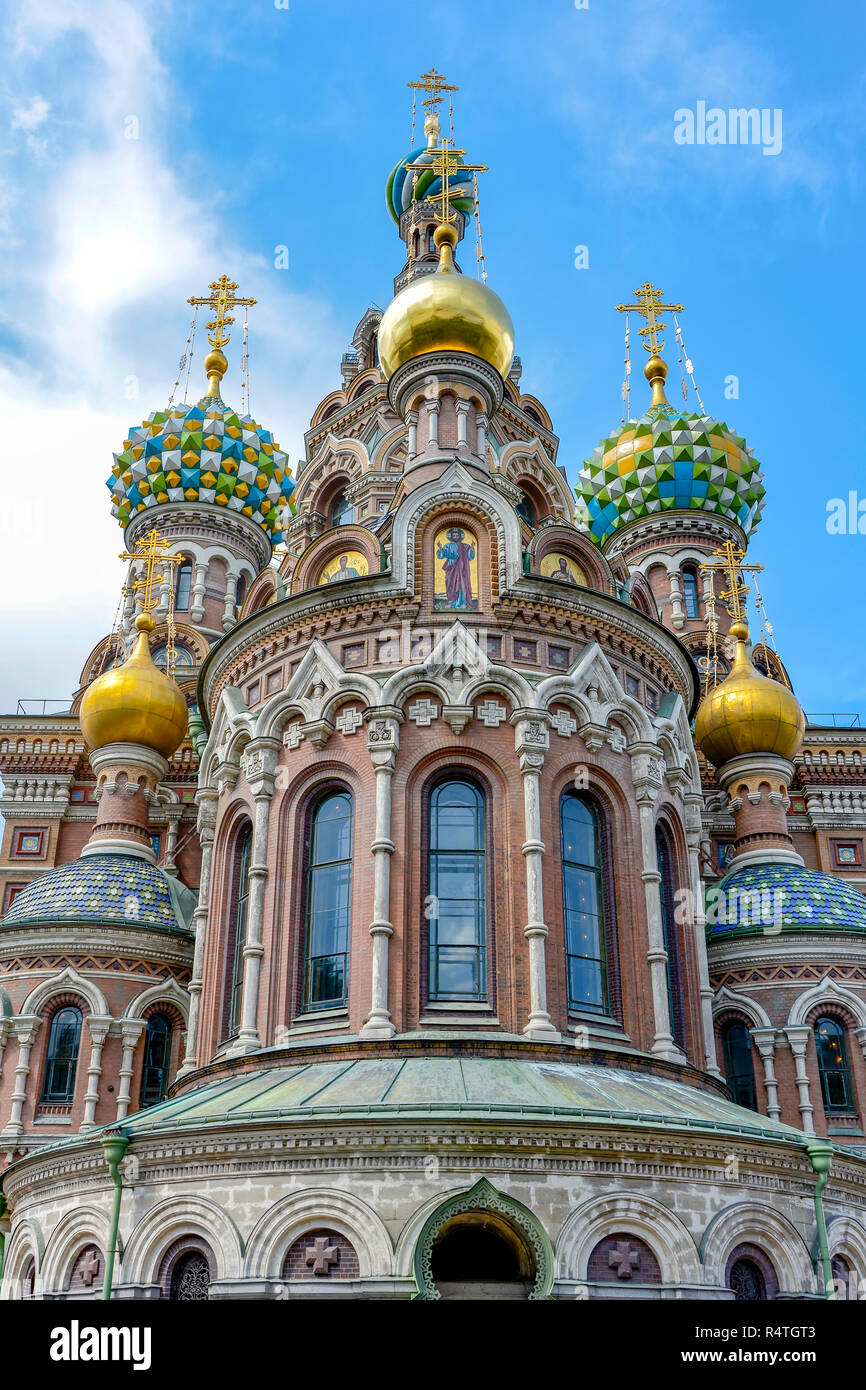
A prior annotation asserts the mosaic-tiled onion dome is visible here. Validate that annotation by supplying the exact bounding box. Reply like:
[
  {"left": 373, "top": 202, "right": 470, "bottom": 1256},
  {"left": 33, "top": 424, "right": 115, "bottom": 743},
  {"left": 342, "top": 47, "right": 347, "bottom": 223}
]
[
  {"left": 386, "top": 144, "right": 475, "bottom": 224},
  {"left": 707, "top": 861, "right": 866, "bottom": 938},
  {"left": 107, "top": 380, "right": 295, "bottom": 544},
  {"left": 575, "top": 398, "right": 765, "bottom": 547},
  {"left": 1, "top": 854, "right": 196, "bottom": 933}
]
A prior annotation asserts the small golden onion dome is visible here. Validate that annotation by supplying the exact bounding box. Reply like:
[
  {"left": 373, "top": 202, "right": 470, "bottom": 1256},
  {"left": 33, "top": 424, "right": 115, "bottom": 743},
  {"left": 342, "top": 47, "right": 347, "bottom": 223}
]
[
  {"left": 378, "top": 222, "right": 515, "bottom": 379},
  {"left": 80, "top": 614, "right": 188, "bottom": 758},
  {"left": 694, "top": 620, "right": 805, "bottom": 767}
]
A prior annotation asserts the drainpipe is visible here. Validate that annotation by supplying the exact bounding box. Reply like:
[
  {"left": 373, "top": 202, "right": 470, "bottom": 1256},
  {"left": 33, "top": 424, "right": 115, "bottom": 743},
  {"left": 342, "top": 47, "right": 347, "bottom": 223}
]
[
  {"left": 805, "top": 1139, "right": 835, "bottom": 1300},
  {"left": 101, "top": 1130, "right": 129, "bottom": 1301}
]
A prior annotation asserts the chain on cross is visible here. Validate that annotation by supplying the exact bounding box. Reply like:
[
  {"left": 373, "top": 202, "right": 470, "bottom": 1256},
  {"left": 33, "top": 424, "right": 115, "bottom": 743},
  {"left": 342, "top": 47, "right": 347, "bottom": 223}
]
[
  {"left": 616, "top": 281, "right": 684, "bottom": 357},
  {"left": 188, "top": 275, "right": 257, "bottom": 352}
]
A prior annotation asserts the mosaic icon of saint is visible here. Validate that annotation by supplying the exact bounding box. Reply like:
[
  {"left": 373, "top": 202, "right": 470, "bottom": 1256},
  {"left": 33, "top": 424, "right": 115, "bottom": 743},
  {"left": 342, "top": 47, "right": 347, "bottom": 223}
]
[{"left": 436, "top": 527, "right": 476, "bottom": 610}]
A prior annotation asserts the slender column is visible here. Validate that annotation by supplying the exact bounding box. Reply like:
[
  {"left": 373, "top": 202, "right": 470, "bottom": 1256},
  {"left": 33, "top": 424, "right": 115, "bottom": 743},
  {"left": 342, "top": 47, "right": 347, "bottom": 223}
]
[
  {"left": 476, "top": 411, "right": 488, "bottom": 460},
  {"left": 178, "top": 787, "right": 218, "bottom": 1075},
  {"left": 785, "top": 1025, "right": 816, "bottom": 1133},
  {"left": 513, "top": 715, "right": 559, "bottom": 1041},
  {"left": 189, "top": 562, "right": 207, "bottom": 623},
  {"left": 0, "top": 1019, "right": 11, "bottom": 1086},
  {"left": 629, "top": 746, "right": 681, "bottom": 1061},
  {"left": 156, "top": 571, "right": 171, "bottom": 621},
  {"left": 222, "top": 572, "right": 239, "bottom": 632},
  {"left": 455, "top": 398, "right": 470, "bottom": 448},
  {"left": 425, "top": 398, "right": 440, "bottom": 448},
  {"left": 234, "top": 740, "right": 279, "bottom": 1053},
  {"left": 162, "top": 807, "right": 182, "bottom": 876},
  {"left": 684, "top": 790, "right": 721, "bottom": 1075},
  {"left": 667, "top": 568, "right": 684, "bottom": 630},
  {"left": 115, "top": 1020, "right": 145, "bottom": 1121},
  {"left": 80, "top": 1015, "right": 112, "bottom": 1131},
  {"left": 361, "top": 712, "right": 402, "bottom": 1039},
  {"left": 406, "top": 408, "right": 418, "bottom": 458},
  {"left": 751, "top": 1027, "right": 782, "bottom": 1120},
  {"left": 1, "top": 1018, "right": 39, "bottom": 1137}
]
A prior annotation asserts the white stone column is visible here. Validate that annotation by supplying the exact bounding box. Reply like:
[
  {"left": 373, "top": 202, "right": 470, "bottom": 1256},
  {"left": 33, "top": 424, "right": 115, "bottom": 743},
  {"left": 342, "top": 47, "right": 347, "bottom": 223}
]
[
  {"left": 234, "top": 740, "right": 280, "bottom": 1053},
  {"left": 751, "top": 1027, "right": 782, "bottom": 1120},
  {"left": 178, "top": 788, "right": 218, "bottom": 1075},
  {"left": 513, "top": 714, "right": 560, "bottom": 1041},
  {"left": 80, "top": 1015, "right": 112, "bottom": 1131},
  {"left": 425, "top": 398, "right": 440, "bottom": 448},
  {"left": 406, "top": 409, "right": 418, "bottom": 458},
  {"left": 684, "top": 790, "right": 721, "bottom": 1075},
  {"left": 667, "top": 568, "right": 684, "bottom": 630},
  {"left": 189, "top": 561, "right": 207, "bottom": 623},
  {"left": 785, "top": 1025, "right": 816, "bottom": 1133},
  {"left": 1, "top": 1017, "right": 39, "bottom": 1138},
  {"left": 222, "top": 572, "right": 239, "bottom": 632},
  {"left": 162, "top": 807, "right": 182, "bottom": 876},
  {"left": 629, "top": 746, "right": 682, "bottom": 1062},
  {"left": 361, "top": 712, "right": 402, "bottom": 1039},
  {"left": 455, "top": 398, "right": 470, "bottom": 448},
  {"left": 115, "top": 1020, "right": 145, "bottom": 1121},
  {"left": 0, "top": 1018, "right": 11, "bottom": 1086}
]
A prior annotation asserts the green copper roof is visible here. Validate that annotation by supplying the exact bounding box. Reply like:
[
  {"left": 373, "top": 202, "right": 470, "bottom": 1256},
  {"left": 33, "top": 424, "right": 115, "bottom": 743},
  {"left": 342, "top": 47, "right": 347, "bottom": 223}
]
[{"left": 112, "top": 1056, "right": 805, "bottom": 1148}]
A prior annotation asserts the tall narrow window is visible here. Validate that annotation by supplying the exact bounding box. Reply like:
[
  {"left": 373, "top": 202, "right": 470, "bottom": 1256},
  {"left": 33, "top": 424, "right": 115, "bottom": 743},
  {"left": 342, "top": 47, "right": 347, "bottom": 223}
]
[
  {"left": 224, "top": 824, "right": 252, "bottom": 1038},
  {"left": 304, "top": 792, "right": 353, "bottom": 1009},
  {"left": 561, "top": 793, "right": 609, "bottom": 1014},
  {"left": 428, "top": 779, "right": 487, "bottom": 1001},
  {"left": 330, "top": 491, "right": 353, "bottom": 527},
  {"left": 656, "top": 827, "right": 686, "bottom": 1050},
  {"left": 235, "top": 572, "right": 247, "bottom": 613},
  {"left": 721, "top": 1020, "right": 757, "bottom": 1110},
  {"left": 815, "top": 1016, "right": 856, "bottom": 1113},
  {"left": 175, "top": 558, "right": 193, "bottom": 611},
  {"left": 41, "top": 1006, "right": 82, "bottom": 1103},
  {"left": 682, "top": 567, "right": 700, "bottom": 619},
  {"left": 140, "top": 1013, "right": 173, "bottom": 1108}
]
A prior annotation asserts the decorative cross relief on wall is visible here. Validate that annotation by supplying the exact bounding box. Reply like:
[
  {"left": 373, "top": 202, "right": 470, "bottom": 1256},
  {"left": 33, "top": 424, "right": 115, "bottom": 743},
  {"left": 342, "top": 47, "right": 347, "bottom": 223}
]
[
  {"left": 608, "top": 1242, "right": 641, "bottom": 1280},
  {"left": 477, "top": 699, "right": 508, "bottom": 727},
  {"left": 407, "top": 698, "right": 439, "bottom": 727},
  {"left": 305, "top": 1237, "right": 339, "bottom": 1276},
  {"left": 335, "top": 707, "right": 363, "bottom": 736},
  {"left": 551, "top": 709, "right": 577, "bottom": 737},
  {"left": 283, "top": 724, "right": 304, "bottom": 750}
]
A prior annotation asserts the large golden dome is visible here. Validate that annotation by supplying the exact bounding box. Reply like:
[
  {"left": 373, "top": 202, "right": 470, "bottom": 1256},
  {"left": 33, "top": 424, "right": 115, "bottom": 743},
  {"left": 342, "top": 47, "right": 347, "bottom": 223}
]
[
  {"left": 378, "top": 224, "right": 514, "bottom": 379},
  {"left": 694, "top": 622, "right": 805, "bottom": 768},
  {"left": 80, "top": 614, "right": 188, "bottom": 758}
]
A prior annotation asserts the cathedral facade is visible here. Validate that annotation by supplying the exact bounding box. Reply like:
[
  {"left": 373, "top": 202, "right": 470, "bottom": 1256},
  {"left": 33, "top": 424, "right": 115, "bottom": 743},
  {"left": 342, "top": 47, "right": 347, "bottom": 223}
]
[{"left": 1, "top": 82, "right": 866, "bottom": 1302}]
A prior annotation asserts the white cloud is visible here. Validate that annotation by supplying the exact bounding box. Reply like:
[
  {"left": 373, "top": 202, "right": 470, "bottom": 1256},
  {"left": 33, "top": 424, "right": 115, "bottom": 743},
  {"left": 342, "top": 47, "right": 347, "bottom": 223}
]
[{"left": 10, "top": 94, "right": 50, "bottom": 131}]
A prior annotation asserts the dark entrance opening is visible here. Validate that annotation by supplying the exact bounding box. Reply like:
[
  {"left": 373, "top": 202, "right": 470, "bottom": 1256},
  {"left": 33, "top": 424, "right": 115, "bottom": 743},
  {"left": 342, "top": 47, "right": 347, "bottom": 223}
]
[{"left": 430, "top": 1213, "right": 534, "bottom": 1300}]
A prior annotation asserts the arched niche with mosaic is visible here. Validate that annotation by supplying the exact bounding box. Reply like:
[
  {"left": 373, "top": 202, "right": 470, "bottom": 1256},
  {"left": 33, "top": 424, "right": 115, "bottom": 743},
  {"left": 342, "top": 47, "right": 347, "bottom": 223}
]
[
  {"left": 318, "top": 551, "right": 369, "bottom": 586},
  {"left": 291, "top": 526, "right": 382, "bottom": 596},
  {"left": 433, "top": 524, "right": 479, "bottom": 612},
  {"left": 539, "top": 552, "right": 587, "bottom": 587},
  {"left": 527, "top": 526, "right": 610, "bottom": 594}
]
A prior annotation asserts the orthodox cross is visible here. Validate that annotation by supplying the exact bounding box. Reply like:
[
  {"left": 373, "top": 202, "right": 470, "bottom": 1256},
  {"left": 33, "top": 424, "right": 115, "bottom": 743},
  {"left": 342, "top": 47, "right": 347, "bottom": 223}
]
[
  {"left": 120, "top": 528, "right": 183, "bottom": 618},
  {"left": 616, "top": 281, "right": 684, "bottom": 356},
  {"left": 700, "top": 539, "right": 763, "bottom": 625},
  {"left": 188, "top": 275, "right": 256, "bottom": 352},
  {"left": 407, "top": 67, "right": 458, "bottom": 118},
  {"left": 305, "top": 1236, "right": 339, "bottom": 1276},
  {"left": 404, "top": 139, "right": 487, "bottom": 225}
]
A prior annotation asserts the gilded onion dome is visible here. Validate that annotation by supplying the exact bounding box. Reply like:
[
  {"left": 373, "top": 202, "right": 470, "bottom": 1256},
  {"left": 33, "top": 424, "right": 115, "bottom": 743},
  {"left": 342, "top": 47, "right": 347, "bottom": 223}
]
[
  {"left": 377, "top": 222, "right": 514, "bottom": 380},
  {"left": 79, "top": 613, "right": 188, "bottom": 758},
  {"left": 694, "top": 620, "right": 805, "bottom": 767},
  {"left": 576, "top": 355, "right": 765, "bottom": 546}
]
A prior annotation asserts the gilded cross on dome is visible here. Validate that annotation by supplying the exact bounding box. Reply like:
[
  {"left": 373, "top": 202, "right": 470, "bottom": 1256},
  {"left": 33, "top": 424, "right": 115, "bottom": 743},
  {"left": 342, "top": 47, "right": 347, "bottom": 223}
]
[
  {"left": 188, "top": 275, "right": 257, "bottom": 353},
  {"left": 616, "top": 281, "right": 684, "bottom": 357},
  {"left": 407, "top": 67, "right": 458, "bottom": 148},
  {"left": 120, "top": 527, "right": 182, "bottom": 619},
  {"left": 404, "top": 139, "right": 487, "bottom": 227},
  {"left": 700, "top": 539, "right": 763, "bottom": 625}
]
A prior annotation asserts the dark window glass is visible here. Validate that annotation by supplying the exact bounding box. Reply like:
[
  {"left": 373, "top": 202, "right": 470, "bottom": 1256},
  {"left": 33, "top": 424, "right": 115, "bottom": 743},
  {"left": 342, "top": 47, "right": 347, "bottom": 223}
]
[
  {"left": 815, "top": 1016, "right": 856, "bottom": 1113},
  {"left": 428, "top": 780, "right": 487, "bottom": 1001},
  {"left": 175, "top": 559, "right": 193, "bottom": 611},
  {"left": 227, "top": 826, "right": 252, "bottom": 1036},
  {"left": 330, "top": 492, "right": 354, "bottom": 527},
  {"left": 304, "top": 793, "right": 353, "bottom": 1008},
  {"left": 730, "top": 1258, "right": 766, "bottom": 1301},
  {"left": 170, "top": 1251, "right": 211, "bottom": 1301},
  {"left": 682, "top": 568, "right": 700, "bottom": 619},
  {"left": 516, "top": 493, "right": 535, "bottom": 527},
  {"left": 41, "top": 1006, "right": 82, "bottom": 1103},
  {"left": 561, "top": 794, "right": 608, "bottom": 1014},
  {"left": 235, "top": 573, "right": 247, "bottom": 611},
  {"left": 140, "top": 1013, "right": 172, "bottom": 1108},
  {"left": 656, "top": 828, "right": 686, "bottom": 1049},
  {"left": 722, "top": 1020, "right": 757, "bottom": 1110}
]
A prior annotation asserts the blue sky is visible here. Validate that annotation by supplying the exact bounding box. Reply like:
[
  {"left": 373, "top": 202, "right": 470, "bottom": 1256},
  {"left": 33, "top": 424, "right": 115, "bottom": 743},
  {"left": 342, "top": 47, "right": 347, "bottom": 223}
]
[{"left": 0, "top": 0, "right": 863, "bottom": 717}]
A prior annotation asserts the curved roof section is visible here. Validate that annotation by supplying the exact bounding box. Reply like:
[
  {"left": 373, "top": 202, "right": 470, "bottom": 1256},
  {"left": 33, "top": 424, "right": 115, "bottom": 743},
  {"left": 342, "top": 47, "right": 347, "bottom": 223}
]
[
  {"left": 2, "top": 853, "right": 196, "bottom": 933},
  {"left": 708, "top": 861, "right": 866, "bottom": 939}
]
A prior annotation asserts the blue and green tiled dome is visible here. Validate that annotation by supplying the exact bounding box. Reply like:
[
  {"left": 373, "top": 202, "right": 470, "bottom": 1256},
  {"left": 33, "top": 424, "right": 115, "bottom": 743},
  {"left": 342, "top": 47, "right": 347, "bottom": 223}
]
[
  {"left": 108, "top": 395, "right": 296, "bottom": 545},
  {"left": 2, "top": 854, "right": 196, "bottom": 933},
  {"left": 707, "top": 861, "right": 866, "bottom": 939},
  {"left": 575, "top": 402, "right": 765, "bottom": 547},
  {"left": 386, "top": 145, "right": 475, "bottom": 224}
]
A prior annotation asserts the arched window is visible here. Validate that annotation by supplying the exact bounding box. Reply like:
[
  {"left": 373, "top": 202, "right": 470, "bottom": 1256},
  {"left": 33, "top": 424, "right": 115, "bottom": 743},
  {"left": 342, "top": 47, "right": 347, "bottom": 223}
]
[
  {"left": 140, "top": 1013, "right": 173, "bottom": 1108},
  {"left": 223, "top": 824, "right": 252, "bottom": 1039},
  {"left": 428, "top": 779, "right": 487, "bottom": 1002},
  {"left": 681, "top": 566, "right": 700, "bottom": 619},
  {"left": 729, "top": 1257, "right": 766, "bottom": 1301},
  {"left": 721, "top": 1020, "right": 757, "bottom": 1110},
  {"left": 235, "top": 572, "right": 247, "bottom": 612},
  {"left": 561, "top": 793, "right": 609, "bottom": 1014},
  {"left": 169, "top": 1250, "right": 211, "bottom": 1301},
  {"left": 303, "top": 791, "right": 353, "bottom": 1009},
  {"left": 656, "top": 826, "right": 686, "bottom": 1050},
  {"left": 41, "top": 1006, "right": 82, "bottom": 1103},
  {"left": 815, "top": 1016, "right": 856, "bottom": 1114},
  {"left": 175, "top": 558, "right": 193, "bottom": 611},
  {"left": 515, "top": 492, "right": 535, "bottom": 528},
  {"left": 330, "top": 490, "right": 354, "bottom": 527},
  {"left": 427, "top": 227, "right": 436, "bottom": 254}
]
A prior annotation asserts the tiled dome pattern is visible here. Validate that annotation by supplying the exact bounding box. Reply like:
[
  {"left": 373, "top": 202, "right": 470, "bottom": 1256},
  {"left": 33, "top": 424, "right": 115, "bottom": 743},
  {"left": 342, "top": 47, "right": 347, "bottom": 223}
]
[
  {"left": 707, "top": 862, "right": 866, "bottom": 938},
  {"left": 386, "top": 144, "right": 475, "bottom": 224},
  {"left": 2, "top": 854, "right": 190, "bottom": 931},
  {"left": 108, "top": 397, "right": 295, "bottom": 543},
  {"left": 575, "top": 405, "right": 765, "bottom": 546}
]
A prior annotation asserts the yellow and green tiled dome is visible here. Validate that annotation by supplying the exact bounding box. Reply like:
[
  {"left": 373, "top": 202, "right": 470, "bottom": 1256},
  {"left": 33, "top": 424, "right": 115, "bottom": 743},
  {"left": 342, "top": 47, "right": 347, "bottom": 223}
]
[
  {"left": 575, "top": 402, "right": 765, "bottom": 547},
  {"left": 108, "top": 395, "right": 296, "bottom": 545}
]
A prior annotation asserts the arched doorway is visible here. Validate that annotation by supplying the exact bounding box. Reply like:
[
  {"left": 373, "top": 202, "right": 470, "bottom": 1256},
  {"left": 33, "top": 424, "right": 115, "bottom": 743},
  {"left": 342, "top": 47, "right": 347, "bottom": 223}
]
[{"left": 413, "top": 1178, "right": 554, "bottom": 1301}]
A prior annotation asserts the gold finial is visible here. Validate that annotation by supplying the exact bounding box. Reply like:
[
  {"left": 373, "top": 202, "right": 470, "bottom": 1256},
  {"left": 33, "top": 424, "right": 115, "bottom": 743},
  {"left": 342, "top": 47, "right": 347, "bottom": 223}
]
[
  {"left": 616, "top": 282, "right": 684, "bottom": 407},
  {"left": 188, "top": 275, "right": 256, "bottom": 397},
  {"left": 699, "top": 539, "right": 764, "bottom": 629},
  {"left": 408, "top": 67, "right": 458, "bottom": 148},
  {"left": 404, "top": 139, "right": 487, "bottom": 250},
  {"left": 120, "top": 527, "right": 182, "bottom": 637}
]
